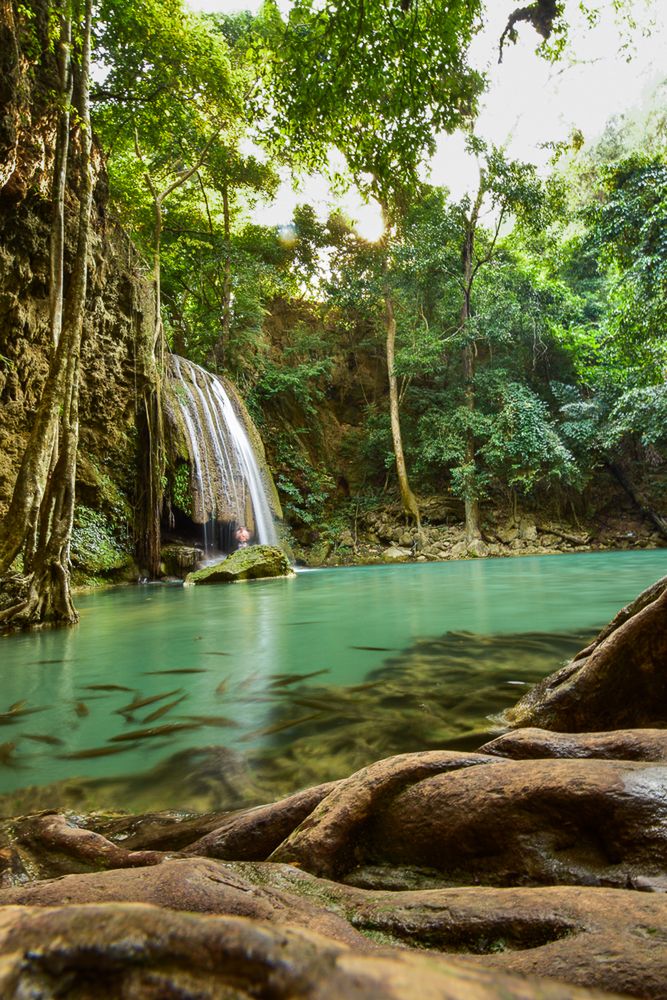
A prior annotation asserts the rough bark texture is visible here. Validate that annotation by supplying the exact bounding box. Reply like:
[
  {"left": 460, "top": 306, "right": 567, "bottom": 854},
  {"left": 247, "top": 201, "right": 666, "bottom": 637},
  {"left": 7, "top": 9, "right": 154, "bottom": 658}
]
[
  {"left": 0, "top": 902, "right": 617, "bottom": 1000},
  {"left": 3, "top": 730, "right": 667, "bottom": 997},
  {"left": 504, "top": 582, "right": 667, "bottom": 731},
  {"left": 481, "top": 726, "right": 667, "bottom": 762},
  {"left": 0, "top": 1, "right": 155, "bottom": 602}
]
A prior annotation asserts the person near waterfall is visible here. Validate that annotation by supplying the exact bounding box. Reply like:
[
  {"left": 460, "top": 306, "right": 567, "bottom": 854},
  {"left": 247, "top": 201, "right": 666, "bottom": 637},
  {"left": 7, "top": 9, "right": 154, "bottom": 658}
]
[{"left": 235, "top": 525, "right": 251, "bottom": 549}]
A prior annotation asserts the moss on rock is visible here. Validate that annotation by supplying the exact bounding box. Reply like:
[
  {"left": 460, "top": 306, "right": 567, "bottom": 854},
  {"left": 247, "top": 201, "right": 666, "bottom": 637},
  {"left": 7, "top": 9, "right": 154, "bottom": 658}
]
[{"left": 184, "top": 545, "right": 294, "bottom": 585}]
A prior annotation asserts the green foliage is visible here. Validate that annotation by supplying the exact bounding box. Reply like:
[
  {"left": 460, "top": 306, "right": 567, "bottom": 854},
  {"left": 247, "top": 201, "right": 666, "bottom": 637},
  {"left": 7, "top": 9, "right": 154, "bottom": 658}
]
[
  {"left": 171, "top": 462, "right": 192, "bottom": 517},
  {"left": 70, "top": 506, "right": 132, "bottom": 575},
  {"left": 482, "top": 381, "right": 579, "bottom": 493},
  {"left": 266, "top": 0, "right": 484, "bottom": 215},
  {"left": 272, "top": 437, "right": 334, "bottom": 526}
]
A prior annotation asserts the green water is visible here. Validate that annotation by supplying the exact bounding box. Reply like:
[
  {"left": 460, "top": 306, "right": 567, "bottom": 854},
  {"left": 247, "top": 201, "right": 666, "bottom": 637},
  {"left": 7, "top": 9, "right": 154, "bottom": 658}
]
[{"left": 0, "top": 550, "right": 665, "bottom": 815}]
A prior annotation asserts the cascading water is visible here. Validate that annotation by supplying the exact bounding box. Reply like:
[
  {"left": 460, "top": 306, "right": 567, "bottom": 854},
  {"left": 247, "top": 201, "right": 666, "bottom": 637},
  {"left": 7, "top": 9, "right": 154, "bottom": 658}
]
[{"left": 166, "top": 355, "right": 280, "bottom": 552}]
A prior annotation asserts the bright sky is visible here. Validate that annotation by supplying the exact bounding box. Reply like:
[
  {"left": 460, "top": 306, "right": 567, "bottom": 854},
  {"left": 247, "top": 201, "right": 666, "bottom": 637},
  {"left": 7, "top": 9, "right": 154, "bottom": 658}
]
[{"left": 191, "top": 0, "right": 666, "bottom": 239}]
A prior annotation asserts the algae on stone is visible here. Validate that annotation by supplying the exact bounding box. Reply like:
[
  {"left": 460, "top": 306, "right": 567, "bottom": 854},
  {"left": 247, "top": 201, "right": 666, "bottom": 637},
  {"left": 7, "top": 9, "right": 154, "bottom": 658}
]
[{"left": 184, "top": 544, "right": 294, "bottom": 585}]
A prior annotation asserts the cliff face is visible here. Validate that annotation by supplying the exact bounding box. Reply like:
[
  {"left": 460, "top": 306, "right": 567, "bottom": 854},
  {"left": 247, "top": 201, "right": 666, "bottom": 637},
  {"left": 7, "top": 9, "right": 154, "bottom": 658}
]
[{"left": 0, "top": 0, "right": 155, "bottom": 577}]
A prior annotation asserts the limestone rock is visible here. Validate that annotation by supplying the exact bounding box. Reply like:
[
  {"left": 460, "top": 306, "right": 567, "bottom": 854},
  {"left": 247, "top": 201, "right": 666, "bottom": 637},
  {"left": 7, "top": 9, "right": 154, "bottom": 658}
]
[
  {"left": 183, "top": 780, "right": 342, "bottom": 861},
  {"left": 234, "top": 864, "right": 667, "bottom": 999},
  {"left": 381, "top": 546, "right": 411, "bottom": 562},
  {"left": 497, "top": 523, "right": 519, "bottom": 544},
  {"left": 161, "top": 544, "right": 201, "bottom": 577},
  {"left": 481, "top": 727, "right": 667, "bottom": 762},
  {"left": 269, "top": 751, "right": 501, "bottom": 878},
  {"left": 0, "top": 858, "right": 365, "bottom": 949},
  {"left": 358, "top": 757, "right": 667, "bottom": 890},
  {"left": 184, "top": 544, "right": 294, "bottom": 585},
  {"left": 518, "top": 517, "right": 538, "bottom": 541}
]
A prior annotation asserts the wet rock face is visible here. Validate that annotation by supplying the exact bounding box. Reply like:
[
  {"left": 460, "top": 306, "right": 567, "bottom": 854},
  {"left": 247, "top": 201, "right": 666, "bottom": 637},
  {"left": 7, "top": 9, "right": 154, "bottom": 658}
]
[{"left": 184, "top": 544, "right": 294, "bottom": 584}]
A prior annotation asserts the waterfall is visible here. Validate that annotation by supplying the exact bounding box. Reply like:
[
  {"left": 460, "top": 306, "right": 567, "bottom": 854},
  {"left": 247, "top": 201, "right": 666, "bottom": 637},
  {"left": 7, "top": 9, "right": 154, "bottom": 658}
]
[{"left": 166, "top": 355, "right": 279, "bottom": 550}]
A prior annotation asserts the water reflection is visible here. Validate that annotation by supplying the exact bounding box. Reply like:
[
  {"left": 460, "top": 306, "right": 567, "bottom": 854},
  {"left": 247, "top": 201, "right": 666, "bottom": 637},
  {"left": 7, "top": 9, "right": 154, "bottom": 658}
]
[{"left": 0, "top": 550, "right": 665, "bottom": 814}]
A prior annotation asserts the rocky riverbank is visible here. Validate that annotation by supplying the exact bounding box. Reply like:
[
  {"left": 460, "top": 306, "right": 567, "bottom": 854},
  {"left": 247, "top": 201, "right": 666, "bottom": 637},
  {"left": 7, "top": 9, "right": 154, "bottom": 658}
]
[{"left": 292, "top": 497, "right": 666, "bottom": 568}]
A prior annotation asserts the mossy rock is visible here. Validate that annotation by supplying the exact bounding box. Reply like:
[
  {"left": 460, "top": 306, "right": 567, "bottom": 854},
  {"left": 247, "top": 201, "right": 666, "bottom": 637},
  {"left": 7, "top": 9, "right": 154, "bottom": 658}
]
[
  {"left": 161, "top": 544, "right": 201, "bottom": 578},
  {"left": 184, "top": 545, "right": 294, "bottom": 586}
]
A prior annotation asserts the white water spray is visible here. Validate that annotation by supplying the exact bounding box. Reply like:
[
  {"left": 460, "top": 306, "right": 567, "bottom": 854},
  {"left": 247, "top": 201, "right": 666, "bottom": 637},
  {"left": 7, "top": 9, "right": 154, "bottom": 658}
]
[{"left": 168, "top": 356, "right": 279, "bottom": 548}]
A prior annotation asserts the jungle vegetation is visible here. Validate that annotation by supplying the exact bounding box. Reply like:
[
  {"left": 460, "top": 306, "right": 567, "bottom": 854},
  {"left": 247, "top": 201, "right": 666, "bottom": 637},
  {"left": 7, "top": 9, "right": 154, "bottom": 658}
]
[{"left": 0, "top": 0, "right": 666, "bottom": 628}]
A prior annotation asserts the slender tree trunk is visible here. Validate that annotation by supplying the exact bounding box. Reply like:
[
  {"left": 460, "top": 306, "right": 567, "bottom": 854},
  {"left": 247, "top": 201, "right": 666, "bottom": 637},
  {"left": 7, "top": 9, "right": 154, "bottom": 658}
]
[
  {"left": 460, "top": 186, "right": 484, "bottom": 544},
  {"left": 133, "top": 133, "right": 217, "bottom": 577},
  {"left": 220, "top": 180, "right": 232, "bottom": 366},
  {"left": 0, "top": 0, "right": 93, "bottom": 630},
  {"left": 380, "top": 205, "right": 420, "bottom": 528},
  {"left": 134, "top": 194, "right": 165, "bottom": 579}
]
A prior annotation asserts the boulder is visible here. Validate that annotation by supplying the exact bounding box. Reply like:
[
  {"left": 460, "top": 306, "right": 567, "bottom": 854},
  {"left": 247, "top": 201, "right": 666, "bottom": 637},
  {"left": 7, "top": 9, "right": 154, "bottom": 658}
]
[
  {"left": 161, "top": 543, "right": 201, "bottom": 577},
  {"left": 184, "top": 544, "right": 294, "bottom": 585},
  {"left": 381, "top": 546, "right": 411, "bottom": 562}
]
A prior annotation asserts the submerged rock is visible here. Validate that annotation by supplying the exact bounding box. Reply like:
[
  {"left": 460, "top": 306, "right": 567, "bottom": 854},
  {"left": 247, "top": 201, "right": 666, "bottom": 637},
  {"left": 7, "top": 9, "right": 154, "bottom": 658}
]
[{"left": 184, "top": 545, "right": 294, "bottom": 585}]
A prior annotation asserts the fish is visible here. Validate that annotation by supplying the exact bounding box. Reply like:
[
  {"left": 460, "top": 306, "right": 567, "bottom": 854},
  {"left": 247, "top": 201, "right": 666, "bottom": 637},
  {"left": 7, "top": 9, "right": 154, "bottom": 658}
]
[
  {"left": 235, "top": 672, "right": 262, "bottom": 692},
  {"left": 240, "top": 712, "right": 323, "bottom": 741},
  {"left": 115, "top": 689, "right": 182, "bottom": 715},
  {"left": 58, "top": 744, "right": 136, "bottom": 759},
  {"left": 349, "top": 646, "right": 398, "bottom": 652},
  {"left": 143, "top": 669, "right": 207, "bottom": 675},
  {"left": 289, "top": 697, "right": 340, "bottom": 712},
  {"left": 81, "top": 684, "right": 135, "bottom": 692},
  {"left": 8, "top": 701, "right": 27, "bottom": 712},
  {"left": 202, "top": 651, "right": 231, "bottom": 657},
  {"left": 0, "top": 742, "right": 19, "bottom": 766},
  {"left": 267, "top": 669, "right": 330, "bottom": 688},
  {"left": 183, "top": 714, "right": 239, "bottom": 728},
  {"left": 74, "top": 702, "right": 90, "bottom": 717},
  {"left": 285, "top": 621, "right": 325, "bottom": 626},
  {"left": 21, "top": 733, "right": 65, "bottom": 746},
  {"left": 0, "top": 707, "right": 47, "bottom": 725},
  {"left": 141, "top": 694, "right": 188, "bottom": 723},
  {"left": 109, "top": 722, "right": 198, "bottom": 743},
  {"left": 28, "top": 659, "right": 69, "bottom": 665}
]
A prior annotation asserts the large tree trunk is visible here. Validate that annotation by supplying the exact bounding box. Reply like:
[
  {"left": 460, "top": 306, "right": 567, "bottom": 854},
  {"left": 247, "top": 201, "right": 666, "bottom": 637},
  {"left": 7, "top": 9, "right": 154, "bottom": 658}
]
[
  {"left": 0, "top": 0, "right": 93, "bottom": 630},
  {"left": 503, "top": 574, "right": 667, "bottom": 731}
]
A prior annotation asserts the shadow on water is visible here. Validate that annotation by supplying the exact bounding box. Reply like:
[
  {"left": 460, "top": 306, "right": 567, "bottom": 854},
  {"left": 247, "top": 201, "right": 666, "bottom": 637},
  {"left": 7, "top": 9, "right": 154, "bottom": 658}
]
[{"left": 0, "top": 627, "right": 590, "bottom": 817}]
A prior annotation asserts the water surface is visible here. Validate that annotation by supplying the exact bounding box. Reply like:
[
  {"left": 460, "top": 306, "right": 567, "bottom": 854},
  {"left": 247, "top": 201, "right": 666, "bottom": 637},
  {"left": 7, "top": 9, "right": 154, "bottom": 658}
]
[{"left": 0, "top": 550, "right": 664, "bottom": 815}]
